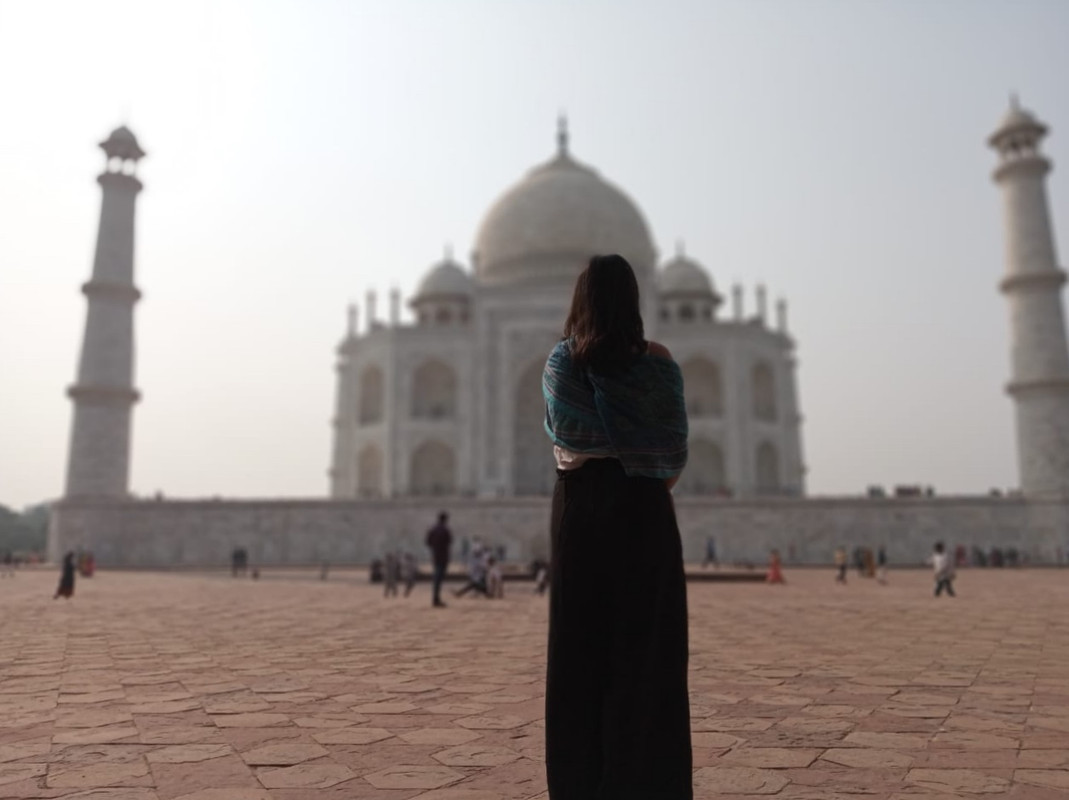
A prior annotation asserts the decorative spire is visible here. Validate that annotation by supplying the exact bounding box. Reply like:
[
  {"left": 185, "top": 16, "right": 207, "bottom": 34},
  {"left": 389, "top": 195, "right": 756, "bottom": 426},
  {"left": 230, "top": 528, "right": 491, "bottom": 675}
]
[
  {"left": 444, "top": 242, "right": 454, "bottom": 261},
  {"left": 1010, "top": 92, "right": 1020, "bottom": 111},
  {"left": 346, "top": 302, "right": 357, "bottom": 338},
  {"left": 557, "top": 113, "right": 569, "bottom": 156},
  {"left": 675, "top": 239, "right": 686, "bottom": 258}
]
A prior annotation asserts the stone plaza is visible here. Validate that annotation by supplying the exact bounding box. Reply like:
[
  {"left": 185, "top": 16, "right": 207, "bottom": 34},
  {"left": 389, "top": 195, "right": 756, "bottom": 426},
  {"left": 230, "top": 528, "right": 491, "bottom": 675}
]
[{"left": 2, "top": 567, "right": 1068, "bottom": 798}]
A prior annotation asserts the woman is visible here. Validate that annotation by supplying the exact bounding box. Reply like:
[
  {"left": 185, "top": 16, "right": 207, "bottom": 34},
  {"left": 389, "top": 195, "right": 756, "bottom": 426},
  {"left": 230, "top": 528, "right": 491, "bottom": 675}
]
[
  {"left": 542, "top": 254, "right": 692, "bottom": 799},
  {"left": 54, "top": 551, "right": 76, "bottom": 600}
]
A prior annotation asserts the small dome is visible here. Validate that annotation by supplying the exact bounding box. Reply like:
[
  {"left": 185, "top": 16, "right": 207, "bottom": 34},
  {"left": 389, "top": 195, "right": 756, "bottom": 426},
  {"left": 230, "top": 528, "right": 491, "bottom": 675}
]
[
  {"left": 472, "top": 122, "right": 656, "bottom": 287},
  {"left": 414, "top": 257, "right": 473, "bottom": 301},
  {"left": 99, "top": 126, "right": 146, "bottom": 160},
  {"left": 988, "top": 99, "right": 1048, "bottom": 147},
  {"left": 659, "top": 253, "right": 715, "bottom": 297}
]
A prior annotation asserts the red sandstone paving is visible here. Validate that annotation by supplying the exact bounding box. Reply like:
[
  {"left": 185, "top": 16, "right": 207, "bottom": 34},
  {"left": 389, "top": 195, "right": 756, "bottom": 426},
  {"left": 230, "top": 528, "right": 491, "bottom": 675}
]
[{"left": 1, "top": 568, "right": 1068, "bottom": 798}]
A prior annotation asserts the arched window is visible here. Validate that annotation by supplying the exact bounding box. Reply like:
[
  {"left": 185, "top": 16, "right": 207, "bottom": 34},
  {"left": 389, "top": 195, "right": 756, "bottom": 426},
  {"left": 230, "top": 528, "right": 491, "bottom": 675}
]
[
  {"left": 411, "top": 360, "right": 457, "bottom": 419},
  {"left": 357, "top": 444, "right": 383, "bottom": 498},
  {"left": 359, "top": 365, "right": 384, "bottom": 425},
  {"left": 681, "top": 357, "right": 723, "bottom": 417},
  {"left": 677, "top": 439, "right": 726, "bottom": 495},
  {"left": 752, "top": 362, "right": 777, "bottom": 421},
  {"left": 435, "top": 307, "right": 453, "bottom": 325},
  {"left": 410, "top": 440, "right": 456, "bottom": 496},
  {"left": 678, "top": 303, "right": 695, "bottom": 322},
  {"left": 513, "top": 359, "right": 556, "bottom": 496},
  {"left": 756, "top": 441, "right": 780, "bottom": 494}
]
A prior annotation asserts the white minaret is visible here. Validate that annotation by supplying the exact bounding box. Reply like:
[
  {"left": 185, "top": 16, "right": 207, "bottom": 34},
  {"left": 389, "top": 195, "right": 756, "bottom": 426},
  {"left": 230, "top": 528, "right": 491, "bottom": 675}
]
[
  {"left": 328, "top": 303, "right": 358, "bottom": 497},
  {"left": 989, "top": 99, "right": 1069, "bottom": 496},
  {"left": 63, "top": 126, "right": 146, "bottom": 498}
]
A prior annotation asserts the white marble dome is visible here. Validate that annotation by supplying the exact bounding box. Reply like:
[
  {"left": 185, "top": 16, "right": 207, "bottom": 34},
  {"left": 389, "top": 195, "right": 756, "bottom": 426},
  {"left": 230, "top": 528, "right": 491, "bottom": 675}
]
[
  {"left": 415, "top": 256, "right": 472, "bottom": 300},
  {"left": 472, "top": 128, "right": 656, "bottom": 287},
  {"left": 660, "top": 253, "right": 715, "bottom": 296}
]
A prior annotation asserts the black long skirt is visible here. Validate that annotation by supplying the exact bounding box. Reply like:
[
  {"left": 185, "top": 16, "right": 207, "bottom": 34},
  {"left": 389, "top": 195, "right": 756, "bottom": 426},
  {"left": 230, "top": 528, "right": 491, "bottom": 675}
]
[{"left": 545, "top": 458, "right": 692, "bottom": 799}]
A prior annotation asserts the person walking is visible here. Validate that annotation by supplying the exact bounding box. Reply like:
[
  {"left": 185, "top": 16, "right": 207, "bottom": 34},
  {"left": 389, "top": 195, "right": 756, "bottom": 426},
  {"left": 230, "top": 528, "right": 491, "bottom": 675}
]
[
  {"left": 383, "top": 551, "right": 400, "bottom": 598},
  {"left": 53, "top": 551, "right": 76, "bottom": 600},
  {"left": 829, "top": 547, "right": 846, "bottom": 586},
  {"left": 766, "top": 549, "right": 784, "bottom": 584},
  {"left": 542, "top": 254, "right": 692, "bottom": 799},
  {"left": 702, "top": 536, "right": 718, "bottom": 569},
  {"left": 931, "top": 541, "right": 956, "bottom": 597},
  {"left": 401, "top": 552, "right": 417, "bottom": 597},
  {"left": 877, "top": 545, "right": 888, "bottom": 584},
  {"left": 454, "top": 545, "right": 490, "bottom": 598},
  {"left": 425, "top": 512, "right": 452, "bottom": 608}
]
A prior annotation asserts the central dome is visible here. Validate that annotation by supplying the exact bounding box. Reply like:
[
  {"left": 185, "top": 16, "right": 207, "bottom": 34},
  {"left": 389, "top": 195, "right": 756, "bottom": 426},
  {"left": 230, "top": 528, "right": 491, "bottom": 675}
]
[{"left": 472, "top": 124, "right": 657, "bottom": 287}]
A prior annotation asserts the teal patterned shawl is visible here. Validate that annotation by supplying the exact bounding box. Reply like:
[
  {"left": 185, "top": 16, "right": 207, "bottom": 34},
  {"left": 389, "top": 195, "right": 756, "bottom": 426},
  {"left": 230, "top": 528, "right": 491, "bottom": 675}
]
[{"left": 542, "top": 339, "right": 688, "bottom": 479}]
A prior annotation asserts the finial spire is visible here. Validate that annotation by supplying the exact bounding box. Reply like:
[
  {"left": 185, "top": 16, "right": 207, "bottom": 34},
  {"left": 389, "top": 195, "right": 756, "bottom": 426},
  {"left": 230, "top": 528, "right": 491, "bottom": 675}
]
[
  {"left": 675, "top": 239, "right": 685, "bottom": 258},
  {"left": 347, "top": 302, "right": 357, "bottom": 337},
  {"left": 444, "top": 242, "right": 453, "bottom": 261},
  {"left": 557, "top": 113, "right": 569, "bottom": 156},
  {"left": 1010, "top": 92, "right": 1020, "bottom": 111}
]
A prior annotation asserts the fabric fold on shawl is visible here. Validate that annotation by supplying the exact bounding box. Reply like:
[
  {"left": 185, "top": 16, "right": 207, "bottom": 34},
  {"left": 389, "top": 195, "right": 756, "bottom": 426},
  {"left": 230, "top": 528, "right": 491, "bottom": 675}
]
[{"left": 542, "top": 339, "right": 688, "bottom": 479}]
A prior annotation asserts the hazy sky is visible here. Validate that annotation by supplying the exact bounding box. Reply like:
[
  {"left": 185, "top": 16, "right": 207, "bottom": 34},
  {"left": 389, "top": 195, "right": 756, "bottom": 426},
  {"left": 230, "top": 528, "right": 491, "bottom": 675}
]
[{"left": 2, "top": 0, "right": 1067, "bottom": 508}]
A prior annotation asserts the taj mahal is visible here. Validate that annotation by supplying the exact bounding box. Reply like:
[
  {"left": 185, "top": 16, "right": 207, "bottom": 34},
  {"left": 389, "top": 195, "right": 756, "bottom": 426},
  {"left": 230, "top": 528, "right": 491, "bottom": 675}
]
[
  {"left": 49, "top": 101, "right": 1069, "bottom": 566},
  {"left": 328, "top": 120, "right": 803, "bottom": 503}
]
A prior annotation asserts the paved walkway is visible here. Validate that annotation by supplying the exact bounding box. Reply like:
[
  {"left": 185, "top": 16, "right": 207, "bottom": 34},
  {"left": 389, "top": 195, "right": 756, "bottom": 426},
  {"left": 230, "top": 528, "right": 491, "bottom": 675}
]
[{"left": 1, "top": 567, "right": 1067, "bottom": 799}]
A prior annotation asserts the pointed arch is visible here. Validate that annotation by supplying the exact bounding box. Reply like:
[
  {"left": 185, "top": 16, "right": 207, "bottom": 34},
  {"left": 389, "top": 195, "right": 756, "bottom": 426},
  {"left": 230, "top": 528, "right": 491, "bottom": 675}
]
[
  {"left": 677, "top": 439, "right": 726, "bottom": 495},
  {"left": 357, "top": 444, "right": 384, "bottom": 498},
  {"left": 359, "top": 364, "right": 384, "bottom": 425},
  {"left": 752, "top": 361, "right": 777, "bottom": 421},
  {"left": 513, "top": 359, "right": 555, "bottom": 496},
  {"left": 756, "top": 441, "right": 780, "bottom": 494},
  {"left": 681, "top": 357, "right": 723, "bottom": 417},
  {"left": 411, "top": 359, "right": 457, "bottom": 419},
  {"left": 410, "top": 440, "right": 456, "bottom": 496}
]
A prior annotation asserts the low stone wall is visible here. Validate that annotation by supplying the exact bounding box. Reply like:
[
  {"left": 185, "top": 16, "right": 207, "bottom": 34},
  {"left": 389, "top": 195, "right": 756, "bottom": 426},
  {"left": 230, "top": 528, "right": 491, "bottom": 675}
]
[{"left": 49, "top": 494, "right": 1069, "bottom": 568}]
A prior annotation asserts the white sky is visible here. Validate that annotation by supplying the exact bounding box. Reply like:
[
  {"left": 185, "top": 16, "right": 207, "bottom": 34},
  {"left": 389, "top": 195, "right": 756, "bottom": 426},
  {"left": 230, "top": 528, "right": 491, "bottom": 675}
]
[{"left": 1, "top": 0, "right": 1067, "bottom": 508}]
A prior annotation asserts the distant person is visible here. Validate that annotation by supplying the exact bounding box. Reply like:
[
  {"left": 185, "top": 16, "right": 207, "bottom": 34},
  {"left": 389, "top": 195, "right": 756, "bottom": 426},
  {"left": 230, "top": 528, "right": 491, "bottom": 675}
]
[
  {"left": 533, "top": 560, "right": 550, "bottom": 596},
  {"left": 401, "top": 552, "right": 417, "bottom": 597},
  {"left": 53, "top": 551, "right": 76, "bottom": 600},
  {"left": 455, "top": 545, "right": 490, "bottom": 598},
  {"left": 930, "top": 541, "right": 956, "bottom": 597},
  {"left": 231, "top": 548, "right": 248, "bottom": 578},
  {"left": 702, "top": 536, "right": 718, "bottom": 569},
  {"left": 834, "top": 547, "right": 848, "bottom": 584},
  {"left": 383, "top": 551, "right": 400, "bottom": 598},
  {"left": 766, "top": 549, "right": 784, "bottom": 584},
  {"left": 542, "top": 255, "right": 692, "bottom": 797},
  {"left": 877, "top": 545, "right": 888, "bottom": 585},
  {"left": 425, "top": 512, "right": 452, "bottom": 608},
  {"left": 1, "top": 550, "right": 14, "bottom": 578},
  {"left": 486, "top": 556, "right": 504, "bottom": 598}
]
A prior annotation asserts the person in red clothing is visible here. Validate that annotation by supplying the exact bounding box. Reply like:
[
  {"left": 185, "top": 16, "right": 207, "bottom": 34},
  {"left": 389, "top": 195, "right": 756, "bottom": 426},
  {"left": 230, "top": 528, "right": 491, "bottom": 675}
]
[
  {"left": 766, "top": 549, "right": 784, "bottom": 584},
  {"left": 425, "top": 512, "right": 453, "bottom": 608}
]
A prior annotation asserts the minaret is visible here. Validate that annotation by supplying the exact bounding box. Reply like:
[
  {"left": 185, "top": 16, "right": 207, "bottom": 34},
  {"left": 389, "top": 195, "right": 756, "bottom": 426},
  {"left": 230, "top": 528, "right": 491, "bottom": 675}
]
[
  {"left": 989, "top": 99, "right": 1069, "bottom": 496},
  {"left": 63, "top": 126, "right": 146, "bottom": 498},
  {"left": 328, "top": 303, "right": 358, "bottom": 497}
]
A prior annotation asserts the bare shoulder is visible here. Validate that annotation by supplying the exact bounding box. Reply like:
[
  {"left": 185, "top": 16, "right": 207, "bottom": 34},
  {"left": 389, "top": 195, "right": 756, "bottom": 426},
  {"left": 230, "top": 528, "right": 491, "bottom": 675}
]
[{"left": 646, "top": 341, "right": 674, "bottom": 361}]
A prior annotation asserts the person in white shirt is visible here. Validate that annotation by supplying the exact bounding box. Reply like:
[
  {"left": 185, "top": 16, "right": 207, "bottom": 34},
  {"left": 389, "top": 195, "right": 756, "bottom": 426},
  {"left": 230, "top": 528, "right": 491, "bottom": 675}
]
[{"left": 930, "top": 541, "right": 956, "bottom": 597}]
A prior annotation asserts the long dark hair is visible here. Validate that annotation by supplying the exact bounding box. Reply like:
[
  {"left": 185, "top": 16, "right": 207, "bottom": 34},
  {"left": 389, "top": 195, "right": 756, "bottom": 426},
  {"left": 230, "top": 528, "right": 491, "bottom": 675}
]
[{"left": 563, "top": 254, "right": 646, "bottom": 373}]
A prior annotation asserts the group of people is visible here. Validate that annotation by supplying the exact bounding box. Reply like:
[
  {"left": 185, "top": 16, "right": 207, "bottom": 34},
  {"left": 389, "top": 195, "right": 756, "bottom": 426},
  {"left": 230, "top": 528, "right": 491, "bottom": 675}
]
[{"left": 834, "top": 543, "right": 956, "bottom": 596}]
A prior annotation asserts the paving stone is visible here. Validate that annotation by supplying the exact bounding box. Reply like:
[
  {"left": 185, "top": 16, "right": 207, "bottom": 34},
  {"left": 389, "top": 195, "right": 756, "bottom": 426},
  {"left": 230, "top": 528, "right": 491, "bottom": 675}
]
[
  {"left": 1014, "top": 770, "right": 1069, "bottom": 790},
  {"left": 692, "top": 766, "right": 790, "bottom": 794},
  {"left": 397, "top": 728, "right": 482, "bottom": 745},
  {"left": 145, "top": 744, "right": 233, "bottom": 763},
  {"left": 907, "top": 768, "right": 1011, "bottom": 794},
  {"left": 363, "top": 764, "right": 465, "bottom": 789},
  {"left": 431, "top": 744, "right": 521, "bottom": 767},
  {"left": 46, "top": 761, "right": 151, "bottom": 788},
  {"left": 722, "top": 747, "right": 822, "bottom": 768},
  {"left": 311, "top": 727, "right": 393, "bottom": 744},
  {"left": 822, "top": 748, "right": 914, "bottom": 768},
  {"left": 240, "top": 743, "right": 328, "bottom": 765},
  {"left": 256, "top": 763, "right": 355, "bottom": 788},
  {"left": 0, "top": 763, "right": 48, "bottom": 786}
]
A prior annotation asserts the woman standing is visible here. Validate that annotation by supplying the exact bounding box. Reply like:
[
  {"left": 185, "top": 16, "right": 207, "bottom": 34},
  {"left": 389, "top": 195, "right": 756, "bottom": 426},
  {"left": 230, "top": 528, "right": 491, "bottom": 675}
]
[
  {"left": 54, "top": 551, "right": 76, "bottom": 600},
  {"left": 542, "top": 254, "right": 692, "bottom": 799}
]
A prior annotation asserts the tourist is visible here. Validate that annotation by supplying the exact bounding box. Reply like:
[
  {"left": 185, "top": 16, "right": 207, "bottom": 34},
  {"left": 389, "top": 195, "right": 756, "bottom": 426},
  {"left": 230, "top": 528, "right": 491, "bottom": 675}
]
[
  {"left": 454, "top": 545, "right": 489, "bottom": 597},
  {"left": 383, "top": 551, "right": 400, "bottom": 598},
  {"left": 1, "top": 550, "right": 14, "bottom": 578},
  {"left": 425, "top": 511, "right": 452, "bottom": 608},
  {"left": 533, "top": 559, "right": 550, "bottom": 595},
  {"left": 486, "top": 556, "right": 504, "bottom": 598},
  {"left": 401, "top": 552, "right": 417, "bottom": 597},
  {"left": 702, "top": 536, "right": 718, "bottom": 569},
  {"left": 930, "top": 541, "right": 956, "bottom": 597},
  {"left": 877, "top": 545, "right": 888, "bottom": 584},
  {"left": 766, "top": 549, "right": 784, "bottom": 584},
  {"left": 53, "top": 551, "right": 76, "bottom": 600},
  {"left": 542, "top": 254, "right": 692, "bottom": 797},
  {"left": 834, "top": 546, "right": 848, "bottom": 584}
]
